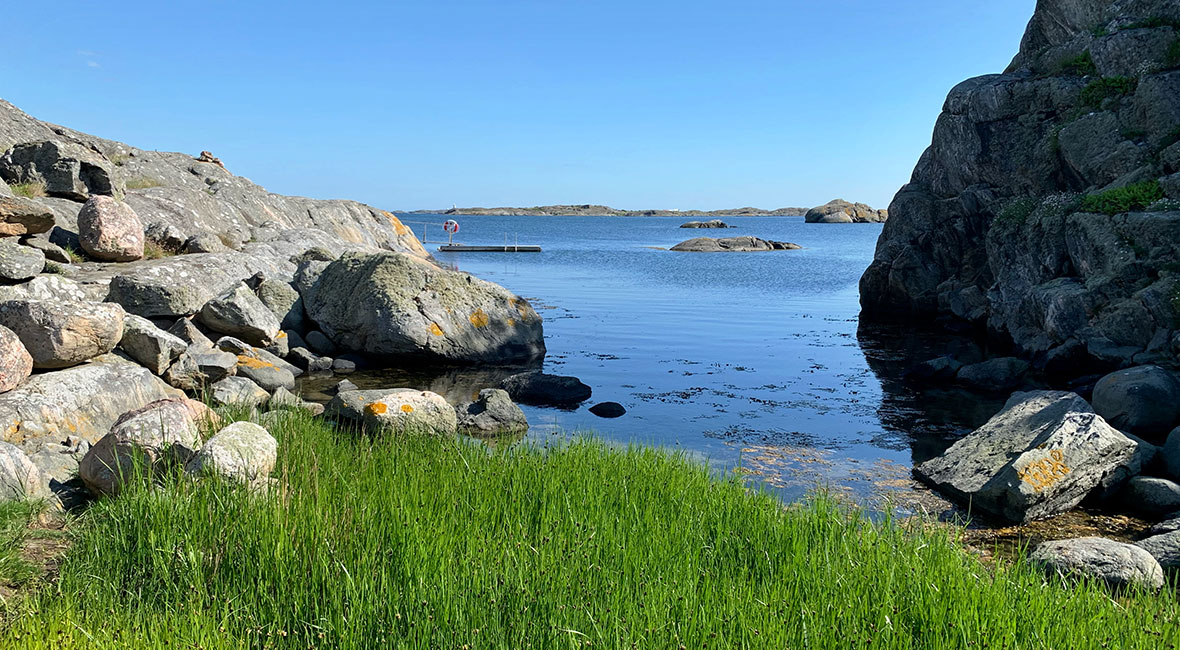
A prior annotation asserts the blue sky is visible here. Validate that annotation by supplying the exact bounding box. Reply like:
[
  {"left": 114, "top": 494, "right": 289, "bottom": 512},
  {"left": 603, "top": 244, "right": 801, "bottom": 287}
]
[{"left": 2, "top": 1, "right": 1033, "bottom": 211}]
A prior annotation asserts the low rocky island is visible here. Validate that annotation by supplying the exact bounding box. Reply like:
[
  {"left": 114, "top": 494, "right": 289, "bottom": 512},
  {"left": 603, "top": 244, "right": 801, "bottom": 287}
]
[
  {"left": 804, "top": 199, "right": 888, "bottom": 223},
  {"left": 669, "top": 236, "right": 800, "bottom": 252},
  {"left": 679, "top": 219, "right": 733, "bottom": 228},
  {"left": 422, "top": 204, "right": 809, "bottom": 217}
]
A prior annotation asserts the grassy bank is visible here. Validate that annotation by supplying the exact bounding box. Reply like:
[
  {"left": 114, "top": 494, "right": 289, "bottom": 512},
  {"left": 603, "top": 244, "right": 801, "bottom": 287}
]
[{"left": 1, "top": 411, "right": 1178, "bottom": 648}]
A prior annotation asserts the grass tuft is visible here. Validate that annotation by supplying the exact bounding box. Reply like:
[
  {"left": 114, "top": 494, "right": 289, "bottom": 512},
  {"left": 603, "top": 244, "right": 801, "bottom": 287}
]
[
  {"left": 1, "top": 412, "right": 1177, "bottom": 648},
  {"left": 8, "top": 181, "right": 46, "bottom": 199},
  {"left": 1055, "top": 50, "right": 1097, "bottom": 76},
  {"left": 124, "top": 177, "right": 164, "bottom": 190},
  {"left": 1081, "top": 180, "right": 1165, "bottom": 214},
  {"left": 1079, "top": 76, "right": 1139, "bottom": 109},
  {"left": 142, "top": 239, "right": 177, "bottom": 260}
]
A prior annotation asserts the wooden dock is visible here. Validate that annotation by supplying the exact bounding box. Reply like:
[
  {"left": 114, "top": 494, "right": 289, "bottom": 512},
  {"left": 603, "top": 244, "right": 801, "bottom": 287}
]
[{"left": 438, "top": 245, "right": 542, "bottom": 253}]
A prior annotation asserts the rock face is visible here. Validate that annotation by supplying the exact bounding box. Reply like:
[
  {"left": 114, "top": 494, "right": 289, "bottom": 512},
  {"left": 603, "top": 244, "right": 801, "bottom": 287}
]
[
  {"left": 77, "top": 196, "right": 144, "bottom": 262},
  {"left": 0, "top": 325, "right": 32, "bottom": 393},
  {"left": 0, "top": 238, "right": 43, "bottom": 281},
  {"left": 0, "top": 355, "right": 178, "bottom": 447},
  {"left": 679, "top": 219, "right": 732, "bottom": 228},
  {"left": 0, "top": 140, "right": 118, "bottom": 200},
  {"left": 860, "top": 0, "right": 1180, "bottom": 374},
  {"left": 0, "top": 196, "right": 54, "bottom": 236},
  {"left": 185, "top": 421, "right": 277, "bottom": 488},
  {"left": 1092, "top": 366, "right": 1180, "bottom": 437},
  {"left": 359, "top": 389, "right": 458, "bottom": 434},
  {"left": 804, "top": 199, "right": 888, "bottom": 223},
  {"left": 107, "top": 252, "right": 286, "bottom": 318},
  {"left": 670, "top": 236, "right": 801, "bottom": 252},
  {"left": 914, "top": 391, "right": 1139, "bottom": 522},
  {"left": 78, "top": 398, "right": 203, "bottom": 496},
  {"left": 0, "top": 441, "right": 48, "bottom": 501},
  {"left": 500, "top": 371, "right": 592, "bottom": 407},
  {"left": 1031, "top": 537, "right": 1164, "bottom": 590},
  {"left": 303, "top": 252, "right": 545, "bottom": 364},
  {"left": 456, "top": 389, "right": 529, "bottom": 435},
  {"left": 0, "top": 300, "right": 125, "bottom": 369}
]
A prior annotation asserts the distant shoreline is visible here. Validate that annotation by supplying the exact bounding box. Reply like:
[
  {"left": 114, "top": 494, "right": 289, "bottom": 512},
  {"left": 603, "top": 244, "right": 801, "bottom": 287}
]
[{"left": 403, "top": 204, "right": 808, "bottom": 217}]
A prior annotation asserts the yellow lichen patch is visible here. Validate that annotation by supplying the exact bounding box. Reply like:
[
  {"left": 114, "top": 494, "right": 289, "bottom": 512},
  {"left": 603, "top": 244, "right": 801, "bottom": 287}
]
[
  {"left": 429, "top": 322, "right": 445, "bottom": 336},
  {"left": 507, "top": 318, "right": 516, "bottom": 327},
  {"left": 365, "top": 402, "right": 388, "bottom": 415},
  {"left": 469, "top": 309, "right": 490, "bottom": 328},
  {"left": 237, "top": 355, "right": 277, "bottom": 370},
  {"left": 276, "top": 331, "right": 287, "bottom": 339},
  {"left": 400, "top": 404, "right": 415, "bottom": 413},
  {"left": 4, "top": 420, "right": 19, "bottom": 441},
  {"left": 386, "top": 212, "right": 410, "bottom": 236}
]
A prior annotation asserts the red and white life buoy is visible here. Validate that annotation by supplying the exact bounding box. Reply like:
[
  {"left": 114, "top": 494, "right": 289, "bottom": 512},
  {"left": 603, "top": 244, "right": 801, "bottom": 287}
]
[{"left": 443, "top": 220, "right": 460, "bottom": 234}]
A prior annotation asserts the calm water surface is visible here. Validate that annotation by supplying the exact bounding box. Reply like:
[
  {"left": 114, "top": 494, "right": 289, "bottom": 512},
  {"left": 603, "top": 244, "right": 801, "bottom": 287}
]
[{"left": 309, "top": 215, "right": 1003, "bottom": 503}]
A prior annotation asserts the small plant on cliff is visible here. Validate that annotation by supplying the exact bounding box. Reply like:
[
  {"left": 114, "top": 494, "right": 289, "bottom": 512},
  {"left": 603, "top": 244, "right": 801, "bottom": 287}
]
[
  {"left": 995, "top": 196, "right": 1039, "bottom": 226},
  {"left": 9, "top": 180, "right": 46, "bottom": 198},
  {"left": 1080, "top": 179, "right": 1165, "bottom": 214},
  {"left": 1125, "top": 16, "right": 1180, "bottom": 30},
  {"left": 1055, "top": 51, "right": 1097, "bottom": 76},
  {"left": 1167, "top": 37, "right": 1180, "bottom": 69},
  {"left": 1079, "top": 76, "right": 1139, "bottom": 109},
  {"left": 124, "top": 176, "right": 163, "bottom": 190}
]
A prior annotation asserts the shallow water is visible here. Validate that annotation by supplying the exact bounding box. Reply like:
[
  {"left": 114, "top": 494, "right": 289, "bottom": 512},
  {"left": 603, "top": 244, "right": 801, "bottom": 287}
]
[{"left": 303, "top": 214, "right": 1007, "bottom": 504}]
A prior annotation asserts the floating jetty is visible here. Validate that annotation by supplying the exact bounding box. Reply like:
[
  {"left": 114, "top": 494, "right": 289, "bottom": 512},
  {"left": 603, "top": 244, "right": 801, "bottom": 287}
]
[{"left": 438, "top": 244, "right": 542, "bottom": 253}]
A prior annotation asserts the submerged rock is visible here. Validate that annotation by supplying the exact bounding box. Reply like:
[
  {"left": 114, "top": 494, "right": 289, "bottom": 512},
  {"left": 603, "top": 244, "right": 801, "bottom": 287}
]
[
  {"left": 914, "top": 391, "right": 1139, "bottom": 523},
  {"left": 669, "top": 236, "right": 800, "bottom": 252},
  {"left": 1031, "top": 537, "right": 1164, "bottom": 591},
  {"left": 500, "top": 371, "right": 592, "bottom": 407},
  {"left": 303, "top": 252, "right": 545, "bottom": 364},
  {"left": 456, "top": 389, "right": 528, "bottom": 435},
  {"left": 955, "top": 357, "right": 1030, "bottom": 392}
]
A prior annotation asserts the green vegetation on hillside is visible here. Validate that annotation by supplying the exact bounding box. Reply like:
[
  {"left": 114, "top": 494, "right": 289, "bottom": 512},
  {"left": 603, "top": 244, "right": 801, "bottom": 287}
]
[
  {"left": 1079, "top": 76, "right": 1139, "bottom": 109},
  {"left": 1055, "top": 51, "right": 1097, "bottom": 76},
  {"left": 1, "top": 412, "right": 1178, "bottom": 649},
  {"left": 1081, "top": 180, "right": 1165, "bottom": 214},
  {"left": 8, "top": 181, "right": 46, "bottom": 199}
]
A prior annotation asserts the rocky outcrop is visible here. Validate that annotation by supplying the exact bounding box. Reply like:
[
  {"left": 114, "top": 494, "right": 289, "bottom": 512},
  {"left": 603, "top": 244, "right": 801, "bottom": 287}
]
[
  {"left": 0, "top": 299, "right": 125, "bottom": 369},
  {"left": 680, "top": 219, "right": 732, "bottom": 228},
  {"left": 303, "top": 252, "right": 545, "bottom": 364},
  {"left": 1031, "top": 537, "right": 1164, "bottom": 590},
  {"left": 0, "top": 140, "right": 118, "bottom": 200},
  {"left": 914, "top": 391, "right": 1140, "bottom": 522},
  {"left": 804, "top": 199, "right": 888, "bottom": 223},
  {"left": 860, "top": 0, "right": 1180, "bottom": 374},
  {"left": 0, "top": 196, "right": 53, "bottom": 236},
  {"left": 77, "top": 196, "right": 144, "bottom": 262},
  {"left": 669, "top": 236, "right": 801, "bottom": 252}
]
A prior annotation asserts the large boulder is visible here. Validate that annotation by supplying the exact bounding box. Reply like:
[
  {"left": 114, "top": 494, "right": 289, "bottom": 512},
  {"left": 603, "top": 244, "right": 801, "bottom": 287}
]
[
  {"left": 500, "top": 371, "right": 592, "bottom": 407},
  {"left": 804, "top": 199, "right": 887, "bottom": 224},
  {"left": 0, "top": 239, "right": 44, "bottom": 282},
  {"left": 326, "top": 389, "right": 392, "bottom": 422},
  {"left": 184, "top": 421, "right": 277, "bottom": 489},
  {"left": 303, "top": 252, "right": 545, "bottom": 364},
  {"left": 1136, "top": 531, "right": 1180, "bottom": 571},
  {"left": 1122, "top": 476, "right": 1180, "bottom": 514},
  {"left": 253, "top": 278, "right": 306, "bottom": 332},
  {"left": 914, "top": 391, "right": 1140, "bottom": 522},
  {"left": 197, "top": 284, "right": 280, "bottom": 346},
  {"left": 106, "top": 252, "right": 286, "bottom": 318},
  {"left": 669, "top": 236, "right": 800, "bottom": 252},
  {"left": 0, "top": 299, "right": 125, "bottom": 369},
  {"left": 119, "top": 314, "right": 187, "bottom": 375},
  {"left": 359, "top": 389, "right": 457, "bottom": 435},
  {"left": 1031, "top": 537, "right": 1164, "bottom": 591},
  {"left": 0, "top": 441, "right": 48, "bottom": 501},
  {"left": 456, "top": 388, "right": 528, "bottom": 435},
  {"left": 0, "top": 325, "right": 32, "bottom": 393},
  {"left": 0, "top": 140, "right": 118, "bottom": 200},
  {"left": 0, "top": 354, "right": 179, "bottom": 447},
  {"left": 77, "top": 196, "right": 144, "bottom": 262},
  {"left": 78, "top": 398, "right": 203, "bottom": 496},
  {"left": 0, "top": 196, "right": 54, "bottom": 236},
  {"left": 1092, "top": 366, "right": 1180, "bottom": 438},
  {"left": 209, "top": 376, "right": 270, "bottom": 408}
]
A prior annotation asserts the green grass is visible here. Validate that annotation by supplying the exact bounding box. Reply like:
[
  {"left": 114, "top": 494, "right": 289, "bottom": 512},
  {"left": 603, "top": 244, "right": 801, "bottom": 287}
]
[
  {"left": 124, "top": 176, "right": 164, "bottom": 190},
  {"left": 2, "top": 412, "right": 1179, "bottom": 648},
  {"left": 994, "top": 196, "right": 1039, "bottom": 226},
  {"left": 61, "top": 245, "right": 85, "bottom": 264},
  {"left": 1079, "top": 76, "right": 1139, "bottom": 109},
  {"left": 8, "top": 181, "right": 46, "bottom": 199},
  {"left": 1081, "top": 180, "right": 1166, "bottom": 214},
  {"left": 1126, "top": 17, "right": 1180, "bottom": 30},
  {"left": 41, "top": 261, "right": 65, "bottom": 274},
  {"left": 1055, "top": 51, "right": 1097, "bottom": 76},
  {"left": 0, "top": 501, "right": 39, "bottom": 587}
]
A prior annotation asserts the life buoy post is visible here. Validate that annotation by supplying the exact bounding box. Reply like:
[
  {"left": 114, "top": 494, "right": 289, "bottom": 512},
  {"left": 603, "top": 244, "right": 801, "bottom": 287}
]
[{"left": 443, "top": 219, "right": 460, "bottom": 245}]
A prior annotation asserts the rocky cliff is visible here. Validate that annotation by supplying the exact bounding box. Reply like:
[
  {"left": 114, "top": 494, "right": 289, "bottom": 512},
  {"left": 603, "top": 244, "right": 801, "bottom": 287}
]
[{"left": 861, "top": 0, "right": 1180, "bottom": 376}]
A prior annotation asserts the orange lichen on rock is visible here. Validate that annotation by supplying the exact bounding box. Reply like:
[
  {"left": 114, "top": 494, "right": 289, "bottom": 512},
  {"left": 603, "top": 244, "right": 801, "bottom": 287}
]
[
  {"left": 365, "top": 402, "right": 388, "bottom": 415},
  {"left": 400, "top": 404, "right": 414, "bottom": 413},
  {"left": 429, "top": 322, "right": 445, "bottom": 336},
  {"left": 469, "top": 309, "right": 490, "bottom": 328},
  {"left": 237, "top": 355, "right": 276, "bottom": 370}
]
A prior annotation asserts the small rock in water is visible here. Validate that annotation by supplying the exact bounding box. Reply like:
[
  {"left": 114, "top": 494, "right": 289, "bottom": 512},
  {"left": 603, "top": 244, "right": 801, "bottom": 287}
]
[
  {"left": 331, "top": 358, "right": 357, "bottom": 374},
  {"left": 456, "top": 388, "right": 528, "bottom": 435},
  {"left": 500, "top": 371, "right": 592, "bottom": 407},
  {"left": 589, "top": 402, "right": 626, "bottom": 418}
]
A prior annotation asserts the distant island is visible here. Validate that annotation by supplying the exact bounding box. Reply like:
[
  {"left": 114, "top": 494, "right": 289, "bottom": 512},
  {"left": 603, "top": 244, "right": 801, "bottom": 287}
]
[{"left": 405, "top": 204, "right": 809, "bottom": 217}]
